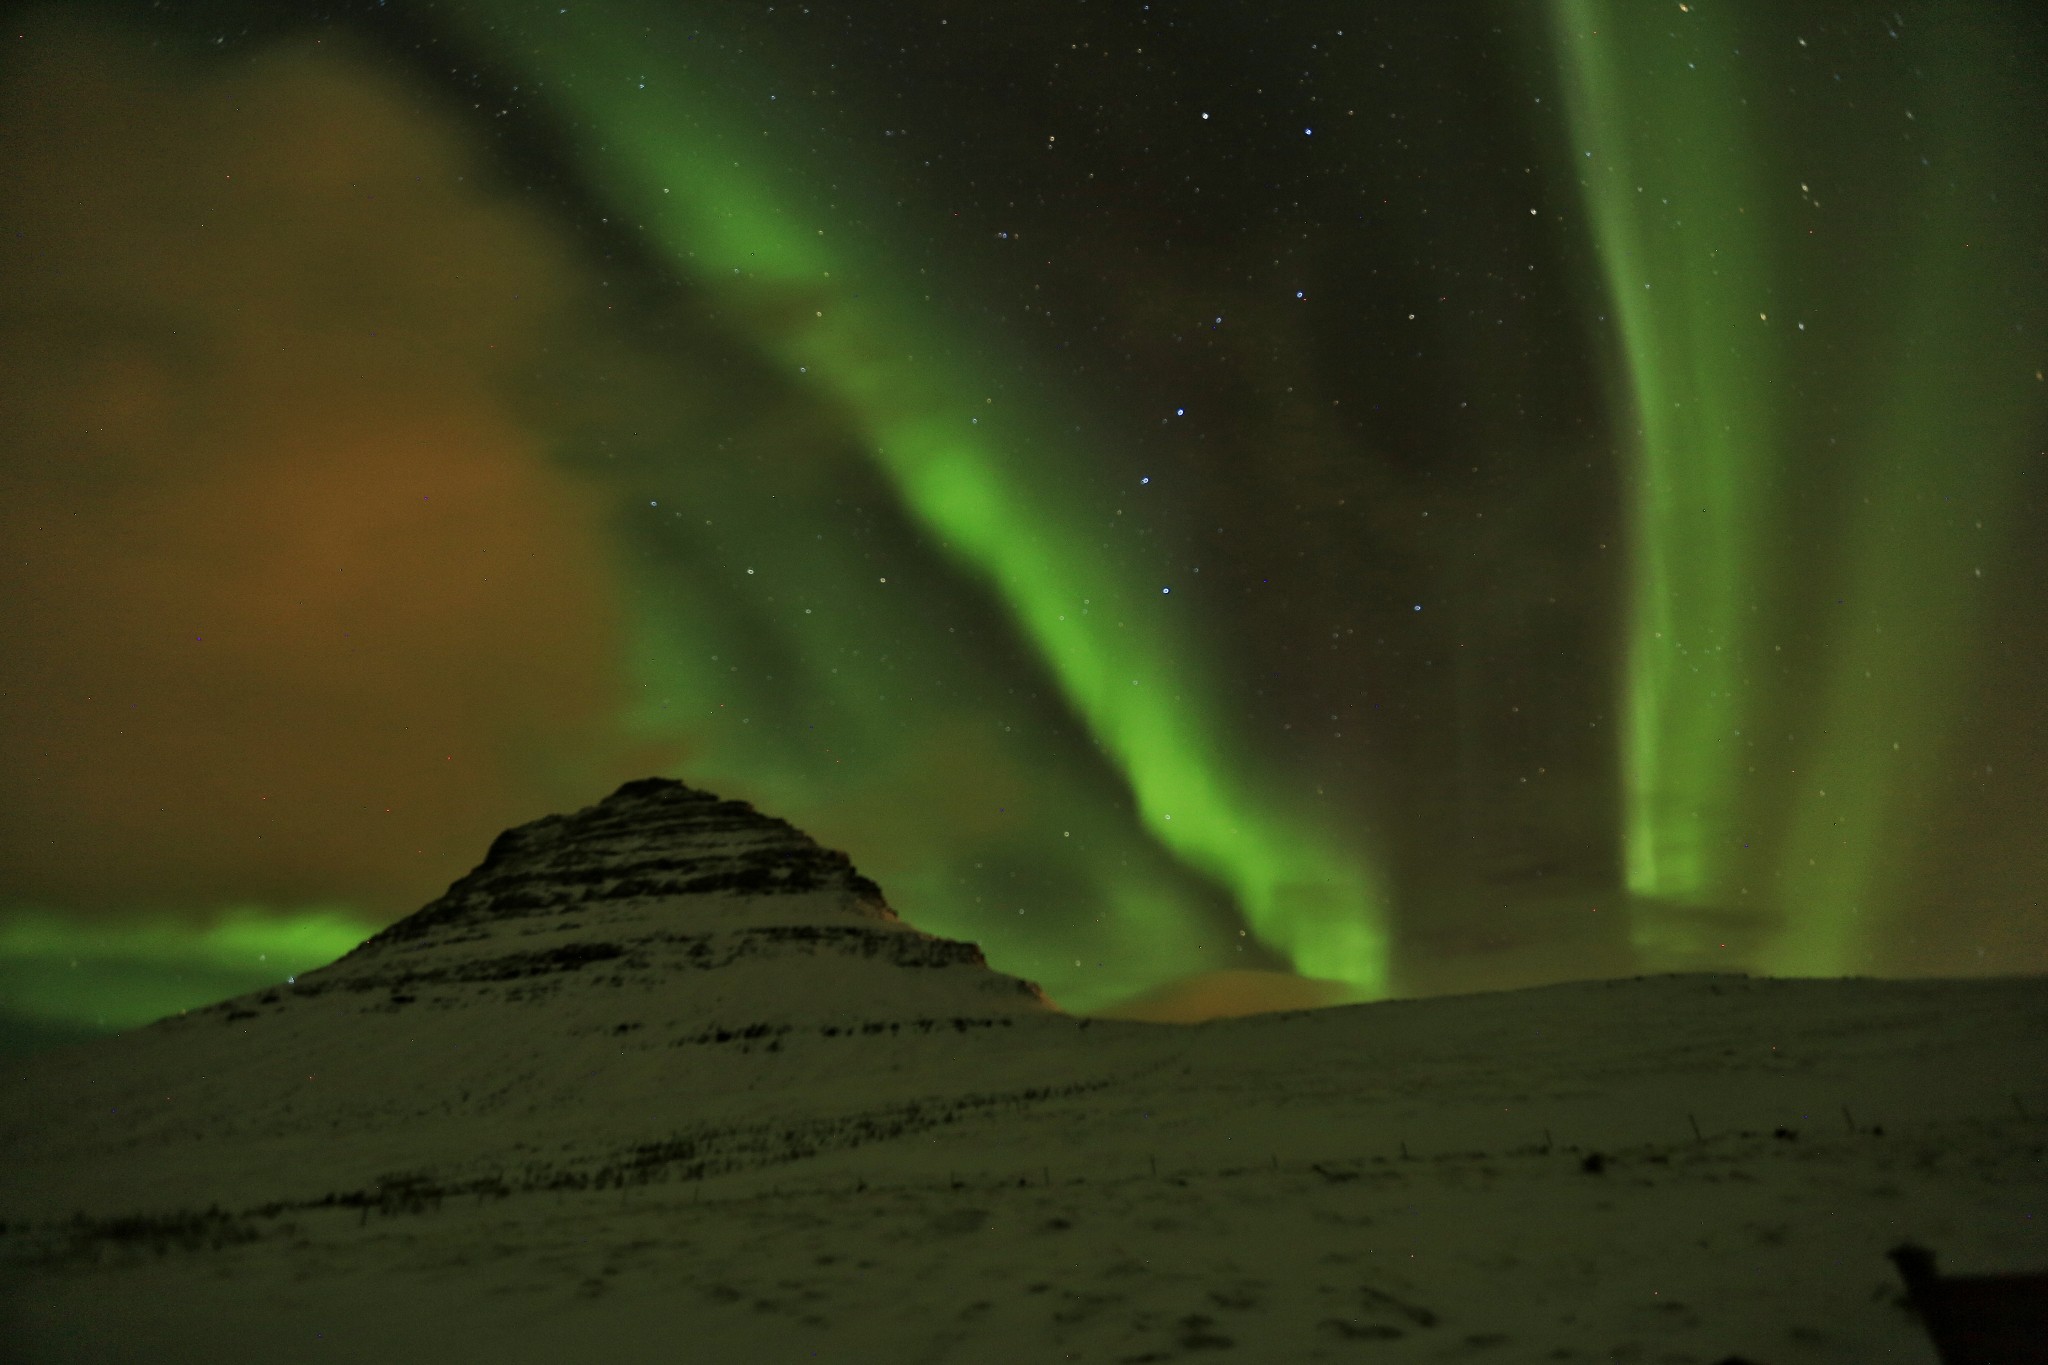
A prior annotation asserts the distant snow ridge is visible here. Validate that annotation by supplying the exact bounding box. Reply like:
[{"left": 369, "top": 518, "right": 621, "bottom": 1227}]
[{"left": 297, "top": 776, "right": 1057, "bottom": 1016}]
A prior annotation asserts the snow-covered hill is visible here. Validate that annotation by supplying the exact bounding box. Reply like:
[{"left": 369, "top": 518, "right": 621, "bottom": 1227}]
[{"left": 2, "top": 780, "right": 2042, "bottom": 1362}]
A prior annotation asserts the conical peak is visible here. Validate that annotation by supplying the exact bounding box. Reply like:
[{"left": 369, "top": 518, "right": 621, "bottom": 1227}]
[
  {"left": 358, "top": 777, "right": 898, "bottom": 953},
  {"left": 476, "top": 777, "right": 809, "bottom": 871}
]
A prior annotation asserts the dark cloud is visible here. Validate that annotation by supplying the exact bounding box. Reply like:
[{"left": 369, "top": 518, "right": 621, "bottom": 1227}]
[{"left": 0, "top": 13, "right": 665, "bottom": 917}]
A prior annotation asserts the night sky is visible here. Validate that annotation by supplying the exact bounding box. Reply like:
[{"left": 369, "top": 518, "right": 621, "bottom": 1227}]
[{"left": 4, "top": 0, "right": 2043, "bottom": 1046}]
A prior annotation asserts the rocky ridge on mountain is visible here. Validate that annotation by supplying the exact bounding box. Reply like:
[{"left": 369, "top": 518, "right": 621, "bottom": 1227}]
[{"left": 235, "top": 775, "right": 1057, "bottom": 1018}]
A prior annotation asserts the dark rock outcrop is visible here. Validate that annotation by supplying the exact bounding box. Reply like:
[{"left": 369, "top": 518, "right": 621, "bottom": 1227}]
[{"left": 1890, "top": 1243, "right": 2048, "bottom": 1365}]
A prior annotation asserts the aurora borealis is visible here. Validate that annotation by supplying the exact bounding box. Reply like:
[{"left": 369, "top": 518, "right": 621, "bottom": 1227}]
[
  {"left": 1550, "top": 0, "right": 2044, "bottom": 978},
  {"left": 3, "top": 0, "right": 2042, "bottom": 1049}
]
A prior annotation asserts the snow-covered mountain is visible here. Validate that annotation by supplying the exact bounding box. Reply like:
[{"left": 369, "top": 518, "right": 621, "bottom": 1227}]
[
  {"left": 0, "top": 778, "right": 1066, "bottom": 1212},
  {"left": 314, "top": 773, "right": 1057, "bottom": 1022}
]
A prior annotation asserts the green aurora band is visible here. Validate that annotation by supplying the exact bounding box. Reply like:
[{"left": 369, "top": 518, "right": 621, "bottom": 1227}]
[
  {"left": 1551, "top": 0, "right": 2041, "bottom": 974},
  {"left": 443, "top": 1, "right": 1392, "bottom": 999},
  {"left": 0, "top": 908, "right": 370, "bottom": 1040},
  {"left": 1551, "top": 0, "right": 1775, "bottom": 941}
]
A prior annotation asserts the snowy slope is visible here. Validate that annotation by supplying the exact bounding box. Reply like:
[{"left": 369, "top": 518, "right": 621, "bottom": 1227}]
[{"left": 1, "top": 780, "right": 2042, "bottom": 1363}]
